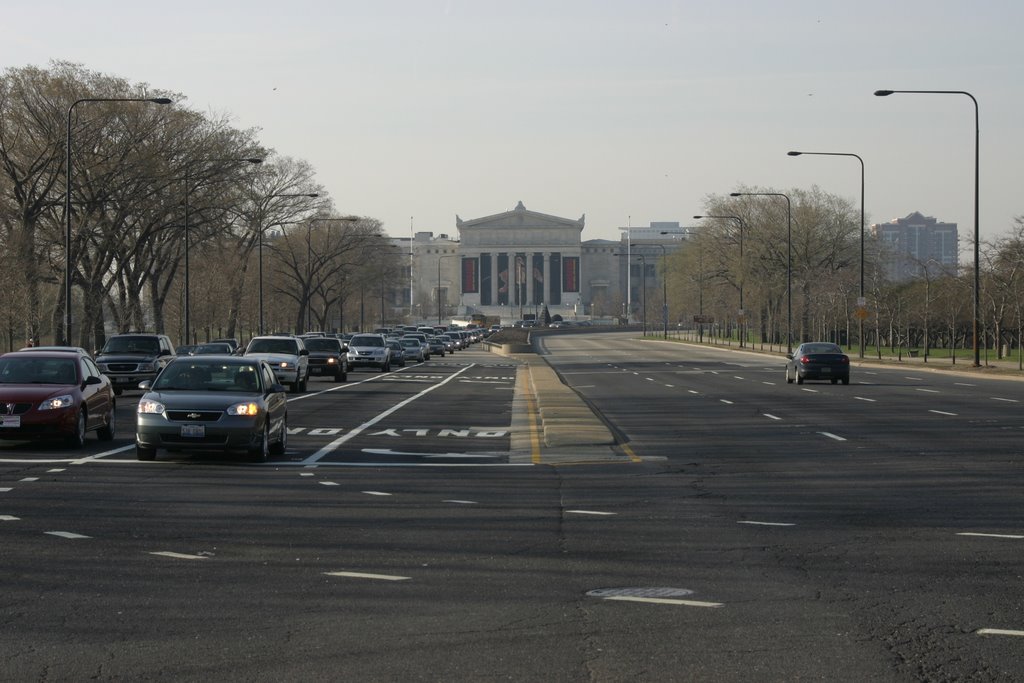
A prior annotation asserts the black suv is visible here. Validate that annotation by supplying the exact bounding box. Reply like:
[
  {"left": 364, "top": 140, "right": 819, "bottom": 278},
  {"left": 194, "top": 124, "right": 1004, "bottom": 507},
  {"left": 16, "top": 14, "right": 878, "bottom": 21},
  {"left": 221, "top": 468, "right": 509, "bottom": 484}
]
[
  {"left": 95, "top": 333, "right": 176, "bottom": 394},
  {"left": 303, "top": 336, "right": 349, "bottom": 382}
]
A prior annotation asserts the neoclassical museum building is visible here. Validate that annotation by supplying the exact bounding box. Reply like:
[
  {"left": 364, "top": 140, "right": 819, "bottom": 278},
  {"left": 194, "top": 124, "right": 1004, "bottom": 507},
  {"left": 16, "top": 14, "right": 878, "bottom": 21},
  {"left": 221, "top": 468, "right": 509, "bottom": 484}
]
[{"left": 391, "top": 201, "right": 686, "bottom": 325}]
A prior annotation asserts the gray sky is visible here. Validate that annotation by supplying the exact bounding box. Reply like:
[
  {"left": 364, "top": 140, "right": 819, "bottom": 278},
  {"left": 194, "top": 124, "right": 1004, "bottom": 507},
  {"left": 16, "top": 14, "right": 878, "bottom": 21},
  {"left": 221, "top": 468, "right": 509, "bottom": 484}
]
[{"left": 6, "top": 0, "right": 1022, "bottom": 246}]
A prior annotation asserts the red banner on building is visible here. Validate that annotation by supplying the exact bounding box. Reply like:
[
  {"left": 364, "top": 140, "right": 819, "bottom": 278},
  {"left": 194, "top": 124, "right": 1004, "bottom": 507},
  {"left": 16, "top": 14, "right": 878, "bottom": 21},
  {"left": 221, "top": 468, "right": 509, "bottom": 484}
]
[
  {"left": 562, "top": 256, "right": 579, "bottom": 292},
  {"left": 462, "top": 257, "right": 479, "bottom": 293}
]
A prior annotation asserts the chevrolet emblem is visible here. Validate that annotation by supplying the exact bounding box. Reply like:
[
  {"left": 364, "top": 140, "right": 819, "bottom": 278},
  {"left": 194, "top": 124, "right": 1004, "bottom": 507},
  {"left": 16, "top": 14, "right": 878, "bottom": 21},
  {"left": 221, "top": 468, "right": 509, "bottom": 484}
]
[{"left": 187, "top": 412, "right": 202, "bottom": 420}]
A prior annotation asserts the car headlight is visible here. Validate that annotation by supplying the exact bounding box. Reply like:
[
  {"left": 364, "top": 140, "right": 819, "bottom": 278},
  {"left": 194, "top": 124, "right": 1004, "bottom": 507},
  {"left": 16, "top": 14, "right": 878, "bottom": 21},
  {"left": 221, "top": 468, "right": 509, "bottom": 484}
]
[
  {"left": 326, "top": 357, "right": 337, "bottom": 365},
  {"left": 227, "top": 402, "right": 260, "bottom": 416},
  {"left": 138, "top": 399, "right": 166, "bottom": 415},
  {"left": 138, "top": 361, "right": 157, "bottom": 372},
  {"left": 39, "top": 395, "right": 74, "bottom": 411},
  {"left": 279, "top": 361, "right": 292, "bottom": 369},
  {"left": 97, "top": 363, "right": 109, "bottom": 372}
]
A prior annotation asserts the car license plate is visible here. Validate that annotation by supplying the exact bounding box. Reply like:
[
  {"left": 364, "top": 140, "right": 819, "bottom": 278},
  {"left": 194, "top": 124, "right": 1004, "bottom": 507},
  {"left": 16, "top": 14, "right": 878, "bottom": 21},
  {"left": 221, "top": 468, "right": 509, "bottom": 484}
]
[
  {"left": 181, "top": 424, "right": 205, "bottom": 438},
  {"left": 821, "top": 367, "right": 831, "bottom": 373},
  {"left": 0, "top": 415, "right": 21, "bottom": 428},
  {"left": 116, "top": 376, "right": 135, "bottom": 384}
]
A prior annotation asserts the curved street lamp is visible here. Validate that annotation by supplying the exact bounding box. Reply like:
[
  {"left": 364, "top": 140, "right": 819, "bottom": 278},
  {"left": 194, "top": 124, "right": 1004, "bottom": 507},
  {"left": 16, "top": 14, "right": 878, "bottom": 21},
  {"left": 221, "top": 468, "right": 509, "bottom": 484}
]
[
  {"left": 874, "top": 88, "right": 980, "bottom": 367},
  {"left": 64, "top": 96, "right": 172, "bottom": 345},
  {"left": 787, "top": 150, "right": 866, "bottom": 358},
  {"left": 694, "top": 214, "right": 747, "bottom": 347},
  {"left": 730, "top": 191, "right": 793, "bottom": 354}
]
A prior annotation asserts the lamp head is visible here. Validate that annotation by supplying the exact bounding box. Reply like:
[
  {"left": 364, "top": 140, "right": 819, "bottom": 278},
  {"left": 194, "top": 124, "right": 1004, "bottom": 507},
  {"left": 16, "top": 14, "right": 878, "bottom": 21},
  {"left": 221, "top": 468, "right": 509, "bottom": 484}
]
[
  {"left": 874, "top": 90, "right": 894, "bottom": 97},
  {"left": 787, "top": 151, "right": 802, "bottom": 156},
  {"left": 150, "top": 98, "right": 173, "bottom": 105},
  {"left": 246, "top": 158, "right": 264, "bottom": 164},
  {"left": 729, "top": 192, "right": 743, "bottom": 197}
]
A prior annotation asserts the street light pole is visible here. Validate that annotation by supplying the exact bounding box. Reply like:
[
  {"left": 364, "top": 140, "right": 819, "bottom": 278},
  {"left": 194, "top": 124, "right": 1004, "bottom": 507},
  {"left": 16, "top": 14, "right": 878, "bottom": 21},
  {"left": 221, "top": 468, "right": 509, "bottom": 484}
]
[
  {"left": 875, "top": 88, "right": 980, "bottom": 367},
  {"left": 730, "top": 192, "right": 792, "bottom": 354},
  {"left": 614, "top": 253, "right": 647, "bottom": 335},
  {"left": 184, "top": 156, "right": 262, "bottom": 344},
  {"left": 64, "top": 96, "right": 172, "bottom": 345},
  {"left": 654, "top": 244, "right": 668, "bottom": 339},
  {"left": 694, "top": 214, "right": 747, "bottom": 347},
  {"left": 787, "top": 150, "right": 866, "bottom": 358},
  {"left": 437, "top": 254, "right": 457, "bottom": 326}
]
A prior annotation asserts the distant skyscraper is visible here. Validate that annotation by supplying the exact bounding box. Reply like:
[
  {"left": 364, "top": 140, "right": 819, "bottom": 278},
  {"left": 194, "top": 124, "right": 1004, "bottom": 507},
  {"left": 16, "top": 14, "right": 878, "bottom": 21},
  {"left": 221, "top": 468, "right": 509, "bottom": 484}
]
[{"left": 871, "top": 212, "right": 958, "bottom": 281}]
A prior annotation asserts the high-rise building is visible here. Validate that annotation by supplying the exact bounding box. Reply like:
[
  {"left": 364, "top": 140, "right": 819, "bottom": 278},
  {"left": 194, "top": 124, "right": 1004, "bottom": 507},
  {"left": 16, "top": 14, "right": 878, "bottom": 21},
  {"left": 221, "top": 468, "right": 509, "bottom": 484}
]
[{"left": 871, "top": 212, "right": 959, "bottom": 281}]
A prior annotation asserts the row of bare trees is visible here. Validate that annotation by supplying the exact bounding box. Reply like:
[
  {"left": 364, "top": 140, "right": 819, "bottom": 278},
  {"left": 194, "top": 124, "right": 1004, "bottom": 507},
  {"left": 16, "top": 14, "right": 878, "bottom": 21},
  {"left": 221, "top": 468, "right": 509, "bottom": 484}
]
[
  {"left": 654, "top": 187, "right": 1024, "bottom": 364},
  {"left": 0, "top": 62, "right": 403, "bottom": 351}
]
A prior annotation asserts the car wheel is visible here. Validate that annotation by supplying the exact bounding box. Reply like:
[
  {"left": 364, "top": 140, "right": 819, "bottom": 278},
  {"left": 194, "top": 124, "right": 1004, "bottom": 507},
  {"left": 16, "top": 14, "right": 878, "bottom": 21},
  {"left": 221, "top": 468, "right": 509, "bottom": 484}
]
[
  {"left": 290, "top": 377, "right": 301, "bottom": 392},
  {"left": 67, "top": 410, "right": 87, "bottom": 449},
  {"left": 785, "top": 368, "right": 794, "bottom": 384},
  {"left": 97, "top": 407, "right": 115, "bottom": 441},
  {"left": 796, "top": 373, "right": 804, "bottom": 385},
  {"left": 299, "top": 373, "right": 308, "bottom": 392},
  {"left": 136, "top": 444, "right": 156, "bottom": 461},
  {"left": 250, "top": 424, "right": 270, "bottom": 463},
  {"left": 269, "top": 415, "right": 287, "bottom": 456},
  {"left": 335, "top": 368, "right": 346, "bottom": 382},
  {"left": 113, "top": 387, "right": 123, "bottom": 396},
  {"left": 841, "top": 377, "right": 850, "bottom": 385}
]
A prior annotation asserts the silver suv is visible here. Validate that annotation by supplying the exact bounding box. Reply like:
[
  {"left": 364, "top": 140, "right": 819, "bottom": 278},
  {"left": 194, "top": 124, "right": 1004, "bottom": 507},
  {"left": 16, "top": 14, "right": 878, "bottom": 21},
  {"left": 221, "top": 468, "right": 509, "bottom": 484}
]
[
  {"left": 347, "top": 334, "right": 392, "bottom": 372},
  {"left": 244, "top": 335, "right": 310, "bottom": 392}
]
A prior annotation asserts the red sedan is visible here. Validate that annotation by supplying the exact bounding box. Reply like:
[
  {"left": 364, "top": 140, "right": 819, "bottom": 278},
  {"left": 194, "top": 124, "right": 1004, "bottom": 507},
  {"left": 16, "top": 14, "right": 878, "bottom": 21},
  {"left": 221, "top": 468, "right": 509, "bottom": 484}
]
[{"left": 0, "top": 351, "right": 116, "bottom": 447}]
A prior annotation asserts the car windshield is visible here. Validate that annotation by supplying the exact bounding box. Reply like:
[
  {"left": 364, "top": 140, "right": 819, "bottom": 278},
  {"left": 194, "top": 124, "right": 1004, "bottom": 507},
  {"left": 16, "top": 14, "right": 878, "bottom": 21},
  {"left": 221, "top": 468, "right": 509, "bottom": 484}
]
[
  {"left": 351, "top": 336, "right": 384, "bottom": 347},
  {"left": 192, "top": 344, "right": 232, "bottom": 354},
  {"left": 802, "top": 344, "right": 843, "bottom": 354},
  {"left": 0, "top": 357, "right": 78, "bottom": 385},
  {"left": 154, "top": 360, "right": 262, "bottom": 392},
  {"left": 248, "top": 339, "right": 298, "bottom": 354},
  {"left": 101, "top": 337, "right": 160, "bottom": 354},
  {"left": 304, "top": 339, "right": 341, "bottom": 352},
  {"left": 400, "top": 339, "right": 420, "bottom": 348}
]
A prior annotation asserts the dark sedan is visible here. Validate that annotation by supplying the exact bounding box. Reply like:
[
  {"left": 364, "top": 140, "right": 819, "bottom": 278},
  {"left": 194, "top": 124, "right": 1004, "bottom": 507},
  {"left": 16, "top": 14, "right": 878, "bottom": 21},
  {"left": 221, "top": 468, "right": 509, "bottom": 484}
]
[
  {"left": 785, "top": 342, "right": 850, "bottom": 385},
  {"left": 135, "top": 356, "right": 288, "bottom": 462},
  {"left": 0, "top": 351, "right": 116, "bottom": 447}
]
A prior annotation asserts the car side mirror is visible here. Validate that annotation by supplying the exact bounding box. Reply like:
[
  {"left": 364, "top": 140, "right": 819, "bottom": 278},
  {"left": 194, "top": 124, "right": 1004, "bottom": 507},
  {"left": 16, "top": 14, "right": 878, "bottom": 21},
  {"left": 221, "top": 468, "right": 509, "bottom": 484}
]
[
  {"left": 138, "top": 380, "right": 153, "bottom": 391},
  {"left": 84, "top": 375, "right": 103, "bottom": 386},
  {"left": 270, "top": 383, "right": 288, "bottom": 394},
  {"left": 785, "top": 353, "right": 793, "bottom": 360},
  {"left": 299, "top": 349, "right": 309, "bottom": 356}
]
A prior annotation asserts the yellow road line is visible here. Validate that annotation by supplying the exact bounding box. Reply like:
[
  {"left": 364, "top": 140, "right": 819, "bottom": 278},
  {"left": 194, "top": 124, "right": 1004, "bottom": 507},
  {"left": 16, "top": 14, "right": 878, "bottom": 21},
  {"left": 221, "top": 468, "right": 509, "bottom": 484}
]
[{"left": 620, "top": 443, "right": 643, "bottom": 463}]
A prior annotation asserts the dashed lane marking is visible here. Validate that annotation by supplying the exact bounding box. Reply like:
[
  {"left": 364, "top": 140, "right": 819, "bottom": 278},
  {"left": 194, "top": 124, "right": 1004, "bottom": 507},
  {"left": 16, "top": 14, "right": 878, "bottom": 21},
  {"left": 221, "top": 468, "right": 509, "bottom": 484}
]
[
  {"left": 930, "top": 410, "right": 958, "bottom": 416},
  {"left": 738, "top": 520, "right": 795, "bottom": 527},
  {"left": 567, "top": 510, "right": 617, "bottom": 516},
  {"left": 604, "top": 595, "right": 723, "bottom": 608},
  {"left": 820, "top": 432, "right": 847, "bottom": 441},
  {"left": 977, "top": 629, "right": 1024, "bottom": 637},
  {"left": 957, "top": 532, "right": 1023, "bottom": 540},
  {"left": 763, "top": 414, "right": 781, "bottom": 420},
  {"left": 150, "top": 551, "right": 209, "bottom": 560},
  {"left": 324, "top": 571, "right": 410, "bottom": 581},
  {"left": 1, "top": 515, "right": 20, "bottom": 521},
  {"left": 45, "top": 531, "right": 90, "bottom": 539}
]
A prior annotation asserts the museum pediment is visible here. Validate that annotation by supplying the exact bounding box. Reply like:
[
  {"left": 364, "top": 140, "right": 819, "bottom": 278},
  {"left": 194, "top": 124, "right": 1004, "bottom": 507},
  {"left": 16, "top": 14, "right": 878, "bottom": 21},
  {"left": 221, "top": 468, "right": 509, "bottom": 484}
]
[{"left": 457, "top": 201, "right": 585, "bottom": 232}]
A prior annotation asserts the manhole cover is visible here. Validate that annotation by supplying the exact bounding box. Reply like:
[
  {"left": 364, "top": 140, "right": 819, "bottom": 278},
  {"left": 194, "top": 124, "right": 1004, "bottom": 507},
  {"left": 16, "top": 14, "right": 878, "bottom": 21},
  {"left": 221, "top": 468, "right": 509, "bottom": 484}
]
[{"left": 586, "top": 587, "right": 694, "bottom": 599}]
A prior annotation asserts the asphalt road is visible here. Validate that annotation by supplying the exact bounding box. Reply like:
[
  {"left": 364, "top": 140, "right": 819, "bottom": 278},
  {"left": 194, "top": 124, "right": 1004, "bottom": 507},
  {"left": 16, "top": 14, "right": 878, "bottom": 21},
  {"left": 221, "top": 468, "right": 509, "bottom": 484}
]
[{"left": 2, "top": 335, "right": 1023, "bottom": 681}]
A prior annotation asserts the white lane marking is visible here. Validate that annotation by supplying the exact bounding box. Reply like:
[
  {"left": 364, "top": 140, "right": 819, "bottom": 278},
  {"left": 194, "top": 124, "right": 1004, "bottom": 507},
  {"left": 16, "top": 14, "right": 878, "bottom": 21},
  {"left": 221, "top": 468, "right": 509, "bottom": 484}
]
[
  {"left": 645, "top": 377, "right": 655, "bottom": 382},
  {"left": 286, "top": 371, "right": 407, "bottom": 403},
  {"left": 302, "top": 365, "right": 476, "bottom": 465},
  {"left": 991, "top": 397, "right": 1019, "bottom": 403},
  {"left": 763, "top": 414, "right": 781, "bottom": 420},
  {"left": 443, "top": 500, "right": 478, "bottom": 505},
  {"left": 738, "top": 521, "right": 795, "bottom": 527},
  {"left": 977, "top": 629, "right": 1024, "bottom": 637},
  {"left": 603, "top": 595, "right": 723, "bottom": 608},
  {"left": 665, "top": 384, "right": 675, "bottom": 388},
  {"left": 150, "top": 551, "right": 209, "bottom": 560},
  {"left": 916, "top": 388, "right": 940, "bottom": 394},
  {"left": 904, "top": 377, "right": 923, "bottom": 381},
  {"left": 363, "top": 448, "right": 502, "bottom": 459},
  {"left": 820, "top": 432, "right": 847, "bottom": 441},
  {"left": 688, "top": 390, "right": 699, "bottom": 395},
  {"left": 863, "top": 371, "right": 878, "bottom": 375},
  {"left": 0, "top": 487, "right": 13, "bottom": 492},
  {"left": 20, "top": 477, "right": 39, "bottom": 482},
  {"left": 854, "top": 396, "right": 876, "bottom": 402},
  {"left": 929, "top": 410, "right": 958, "bottom": 416},
  {"left": 762, "top": 382, "right": 776, "bottom": 386},
  {"left": 734, "top": 376, "right": 745, "bottom": 380},
  {"left": 324, "top": 571, "right": 410, "bottom": 581},
  {"left": 47, "top": 468, "right": 66, "bottom": 473},
  {"left": 720, "top": 399, "right": 734, "bottom": 405},
  {"left": 566, "top": 510, "right": 617, "bottom": 516},
  {"left": 362, "top": 491, "right": 392, "bottom": 496},
  {"left": 0, "top": 515, "right": 20, "bottom": 521},
  {"left": 45, "top": 531, "right": 90, "bottom": 539},
  {"left": 300, "top": 472, "right": 315, "bottom": 477},
  {"left": 319, "top": 481, "right": 340, "bottom": 486},
  {"left": 957, "top": 532, "right": 1024, "bottom": 540},
  {"left": 955, "top": 382, "right": 976, "bottom": 387},
  {"left": 71, "top": 444, "right": 135, "bottom": 464},
  {"left": 800, "top": 388, "right": 818, "bottom": 393}
]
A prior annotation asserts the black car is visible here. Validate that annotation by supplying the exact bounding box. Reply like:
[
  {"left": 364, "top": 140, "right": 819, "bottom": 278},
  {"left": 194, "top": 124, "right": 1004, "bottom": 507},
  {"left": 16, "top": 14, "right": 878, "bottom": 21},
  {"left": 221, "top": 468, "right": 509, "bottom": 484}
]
[
  {"left": 95, "top": 333, "right": 176, "bottom": 395},
  {"left": 303, "top": 336, "right": 349, "bottom": 381},
  {"left": 785, "top": 342, "right": 850, "bottom": 385}
]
